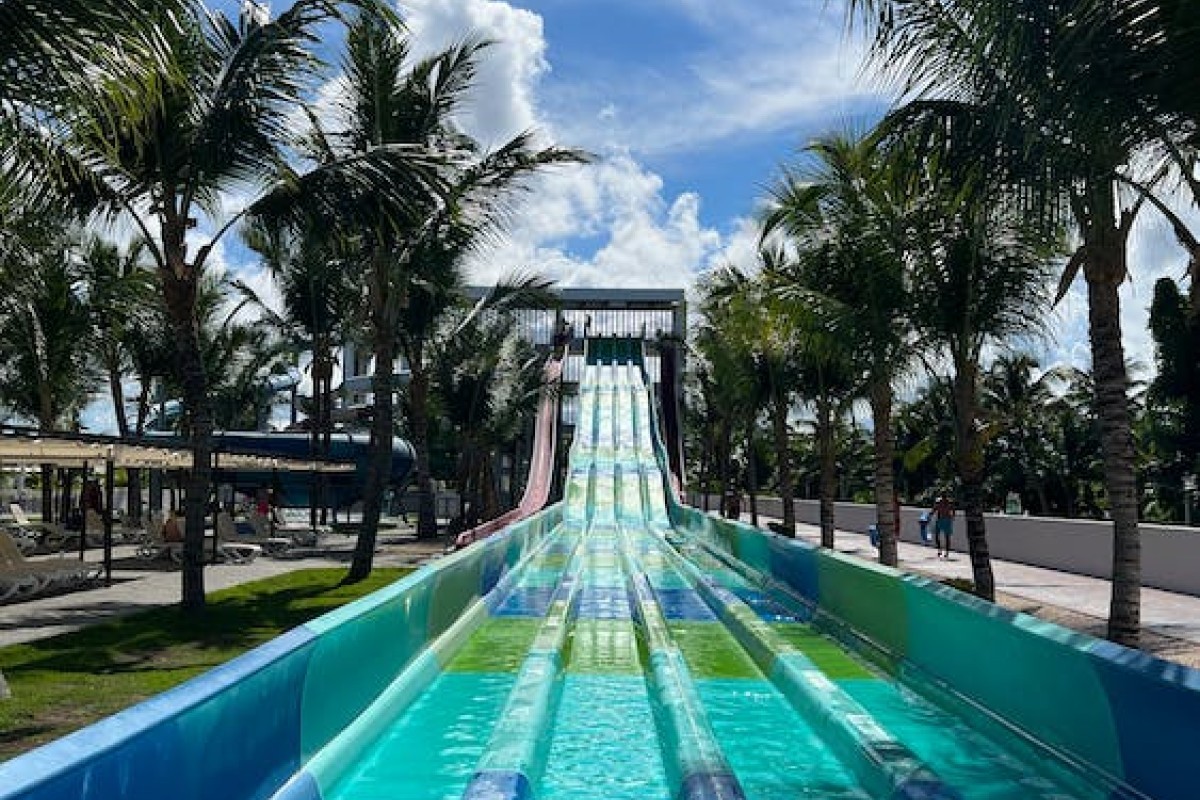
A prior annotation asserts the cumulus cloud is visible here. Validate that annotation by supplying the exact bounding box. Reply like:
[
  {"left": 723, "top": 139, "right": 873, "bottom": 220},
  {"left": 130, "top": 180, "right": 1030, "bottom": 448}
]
[
  {"left": 401, "top": 0, "right": 547, "bottom": 147},
  {"left": 461, "top": 151, "right": 724, "bottom": 289}
]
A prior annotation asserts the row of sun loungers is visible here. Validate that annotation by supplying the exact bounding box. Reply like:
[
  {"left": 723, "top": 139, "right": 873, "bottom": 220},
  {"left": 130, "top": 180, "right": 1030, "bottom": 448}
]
[
  {"left": 0, "top": 530, "right": 102, "bottom": 604},
  {"left": 134, "top": 510, "right": 330, "bottom": 563}
]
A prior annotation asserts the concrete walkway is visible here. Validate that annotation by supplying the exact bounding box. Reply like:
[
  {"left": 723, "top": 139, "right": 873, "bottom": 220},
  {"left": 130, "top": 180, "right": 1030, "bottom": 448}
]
[
  {"left": 0, "top": 527, "right": 449, "bottom": 648},
  {"left": 741, "top": 514, "right": 1200, "bottom": 666}
]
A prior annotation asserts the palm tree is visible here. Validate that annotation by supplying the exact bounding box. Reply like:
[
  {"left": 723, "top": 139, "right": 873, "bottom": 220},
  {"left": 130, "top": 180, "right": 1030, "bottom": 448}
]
[
  {"left": 237, "top": 219, "right": 357, "bottom": 522},
  {"left": 848, "top": 0, "right": 1157, "bottom": 645},
  {"left": 762, "top": 131, "right": 913, "bottom": 564},
  {"left": 896, "top": 378, "right": 957, "bottom": 502},
  {"left": 433, "top": 291, "right": 548, "bottom": 528},
  {"left": 901, "top": 133, "right": 1059, "bottom": 599},
  {"left": 983, "top": 355, "right": 1059, "bottom": 514},
  {"left": 79, "top": 237, "right": 156, "bottom": 439},
  {"left": 0, "top": 228, "right": 98, "bottom": 429},
  {"left": 256, "top": 8, "right": 583, "bottom": 580},
  {"left": 2, "top": 0, "right": 441, "bottom": 611},
  {"left": 697, "top": 261, "right": 806, "bottom": 534},
  {"left": 695, "top": 270, "right": 758, "bottom": 518},
  {"left": 0, "top": 225, "right": 100, "bottom": 521}
]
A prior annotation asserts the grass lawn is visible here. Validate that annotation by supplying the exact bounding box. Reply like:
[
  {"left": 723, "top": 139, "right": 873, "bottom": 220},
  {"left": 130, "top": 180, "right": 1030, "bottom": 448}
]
[{"left": 0, "top": 567, "right": 410, "bottom": 762}]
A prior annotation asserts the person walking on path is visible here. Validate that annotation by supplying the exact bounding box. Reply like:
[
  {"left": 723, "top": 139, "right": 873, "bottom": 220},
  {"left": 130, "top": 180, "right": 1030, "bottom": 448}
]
[{"left": 931, "top": 494, "right": 955, "bottom": 559}]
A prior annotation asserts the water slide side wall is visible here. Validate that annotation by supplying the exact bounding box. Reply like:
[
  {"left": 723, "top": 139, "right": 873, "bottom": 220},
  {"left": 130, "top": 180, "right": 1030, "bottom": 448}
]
[
  {"left": 0, "top": 504, "right": 563, "bottom": 800},
  {"left": 670, "top": 505, "right": 1200, "bottom": 800},
  {"left": 692, "top": 494, "right": 1200, "bottom": 597}
]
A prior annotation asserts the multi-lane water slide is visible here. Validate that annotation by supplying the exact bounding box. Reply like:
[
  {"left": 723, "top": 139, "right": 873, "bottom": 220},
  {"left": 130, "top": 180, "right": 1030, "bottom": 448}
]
[{"left": 3, "top": 338, "right": 1199, "bottom": 800}]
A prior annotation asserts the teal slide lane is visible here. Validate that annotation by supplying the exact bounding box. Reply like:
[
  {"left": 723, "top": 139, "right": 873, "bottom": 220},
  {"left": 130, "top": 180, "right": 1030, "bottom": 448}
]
[{"left": 4, "top": 335, "right": 1200, "bottom": 800}]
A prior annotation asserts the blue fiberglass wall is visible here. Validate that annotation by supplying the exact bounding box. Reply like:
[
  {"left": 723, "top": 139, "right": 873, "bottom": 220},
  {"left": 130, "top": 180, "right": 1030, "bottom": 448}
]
[
  {"left": 669, "top": 505, "right": 1200, "bottom": 800},
  {"left": 0, "top": 505, "right": 561, "bottom": 800}
]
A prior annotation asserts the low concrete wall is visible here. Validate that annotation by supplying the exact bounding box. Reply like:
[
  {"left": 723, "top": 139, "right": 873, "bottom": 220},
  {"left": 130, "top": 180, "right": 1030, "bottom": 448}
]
[{"left": 690, "top": 494, "right": 1200, "bottom": 597}]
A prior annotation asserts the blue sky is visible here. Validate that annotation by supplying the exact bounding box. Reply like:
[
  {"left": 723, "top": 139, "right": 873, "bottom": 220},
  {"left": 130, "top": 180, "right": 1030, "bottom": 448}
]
[{"left": 79, "top": 0, "right": 1195, "bottom": 431}]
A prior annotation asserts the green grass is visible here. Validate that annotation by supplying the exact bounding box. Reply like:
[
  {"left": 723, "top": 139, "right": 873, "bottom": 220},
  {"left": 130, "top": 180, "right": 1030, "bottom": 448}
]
[{"left": 0, "top": 567, "right": 410, "bottom": 762}]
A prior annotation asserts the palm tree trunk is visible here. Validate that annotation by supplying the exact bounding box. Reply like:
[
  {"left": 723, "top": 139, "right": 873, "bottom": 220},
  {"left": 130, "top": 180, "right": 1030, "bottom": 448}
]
[
  {"left": 870, "top": 381, "right": 898, "bottom": 566},
  {"left": 953, "top": 360, "right": 994, "bottom": 601},
  {"left": 718, "top": 421, "right": 733, "bottom": 517},
  {"left": 162, "top": 268, "right": 211, "bottom": 614},
  {"left": 409, "top": 352, "right": 438, "bottom": 539},
  {"left": 771, "top": 395, "right": 795, "bottom": 535},
  {"left": 1086, "top": 245, "right": 1140, "bottom": 647},
  {"left": 40, "top": 464, "right": 53, "bottom": 524},
  {"left": 107, "top": 363, "right": 129, "bottom": 437},
  {"left": 481, "top": 451, "right": 499, "bottom": 521},
  {"left": 745, "top": 427, "right": 759, "bottom": 527},
  {"left": 817, "top": 395, "right": 837, "bottom": 548},
  {"left": 129, "top": 380, "right": 150, "bottom": 524},
  {"left": 347, "top": 320, "right": 395, "bottom": 583}
]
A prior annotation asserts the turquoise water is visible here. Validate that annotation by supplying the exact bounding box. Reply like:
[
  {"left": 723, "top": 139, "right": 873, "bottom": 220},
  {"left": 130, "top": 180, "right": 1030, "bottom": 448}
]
[
  {"left": 540, "top": 676, "right": 669, "bottom": 800},
  {"left": 698, "top": 679, "right": 866, "bottom": 800},
  {"left": 321, "top": 354, "right": 1119, "bottom": 800},
  {"left": 327, "top": 673, "right": 516, "bottom": 800}
]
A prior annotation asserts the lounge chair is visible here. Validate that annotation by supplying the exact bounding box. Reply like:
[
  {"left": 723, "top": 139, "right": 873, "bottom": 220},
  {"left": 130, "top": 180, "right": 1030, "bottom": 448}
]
[
  {"left": 223, "top": 512, "right": 291, "bottom": 556},
  {"left": 0, "top": 530, "right": 101, "bottom": 601},
  {"left": 213, "top": 513, "right": 262, "bottom": 564},
  {"left": 83, "top": 509, "right": 115, "bottom": 547},
  {"left": 136, "top": 513, "right": 183, "bottom": 563},
  {"left": 268, "top": 507, "right": 331, "bottom": 547},
  {"left": 1, "top": 524, "right": 38, "bottom": 556},
  {"left": 7, "top": 503, "right": 74, "bottom": 552}
]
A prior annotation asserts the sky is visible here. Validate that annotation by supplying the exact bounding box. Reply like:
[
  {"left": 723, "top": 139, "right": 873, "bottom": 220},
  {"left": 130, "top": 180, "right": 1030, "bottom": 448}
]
[
  {"left": 340, "top": 0, "right": 1192, "bottom": 372},
  {"left": 81, "top": 0, "right": 1198, "bottom": 431}
]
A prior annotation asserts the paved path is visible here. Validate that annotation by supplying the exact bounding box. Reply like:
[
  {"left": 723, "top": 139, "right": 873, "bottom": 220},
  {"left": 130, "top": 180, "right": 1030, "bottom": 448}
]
[
  {"left": 0, "top": 526, "right": 449, "bottom": 647},
  {"left": 737, "top": 514, "right": 1200, "bottom": 666}
]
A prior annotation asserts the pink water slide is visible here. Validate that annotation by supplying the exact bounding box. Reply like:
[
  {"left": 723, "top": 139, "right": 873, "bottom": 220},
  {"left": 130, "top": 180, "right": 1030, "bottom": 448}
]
[{"left": 453, "top": 353, "right": 564, "bottom": 549}]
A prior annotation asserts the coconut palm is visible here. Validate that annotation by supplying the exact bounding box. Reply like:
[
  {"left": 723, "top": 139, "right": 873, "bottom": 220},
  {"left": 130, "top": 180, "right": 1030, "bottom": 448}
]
[
  {"left": 762, "top": 131, "right": 913, "bottom": 564},
  {"left": 0, "top": 225, "right": 100, "bottom": 522},
  {"left": 433, "top": 291, "right": 548, "bottom": 528},
  {"left": 755, "top": 250, "right": 864, "bottom": 547},
  {"left": 983, "top": 355, "right": 1060, "bottom": 514},
  {"left": 848, "top": 0, "right": 1157, "bottom": 645},
  {"left": 253, "top": 8, "right": 584, "bottom": 580},
  {"left": 0, "top": 228, "right": 98, "bottom": 431},
  {"left": 901, "top": 136, "right": 1059, "bottom": 600},
  {"left": 694, "top": 269, "right": 758, "bottom": 519},
  {"left": 697, "top": 261, "right": 807, "bottom": 534},
  {"left": 236, "top": 219, "right": 357, "bottom": 522},
  {"left": 79, "top": 237, "right": 156, "bottom": 438},
  {"left": 1, "top": 0, "right": 446, "bottom": 611}
]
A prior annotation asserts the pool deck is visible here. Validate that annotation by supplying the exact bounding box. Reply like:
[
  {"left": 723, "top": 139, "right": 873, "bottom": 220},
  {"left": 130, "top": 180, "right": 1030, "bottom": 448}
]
[
  {"left": 0, "top": 523, "right": 449, "bottom": 648},
  {"left": 3, "top": 513, "right": 1198, "bottom": 669}
]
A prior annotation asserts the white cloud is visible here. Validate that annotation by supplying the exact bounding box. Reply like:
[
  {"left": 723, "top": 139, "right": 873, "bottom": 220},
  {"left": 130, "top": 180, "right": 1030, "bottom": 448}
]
[
  {"left": 543, "top": 1, "right": 885, "bottom": 157},
  {"left": 462, "top": 151, "right": 726, "bottom": 289},
  {"left": 400, "top": 0, "right": 548, "bottom": 147}
]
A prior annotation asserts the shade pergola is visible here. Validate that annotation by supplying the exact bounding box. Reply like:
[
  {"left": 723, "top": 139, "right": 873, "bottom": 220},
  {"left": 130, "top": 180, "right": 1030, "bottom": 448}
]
[
  {"left": 0, "top": 427, "right": 356, "bottom": 473},
  {"left": 0, "top": 426, "right": 357, "bottom": 584}
]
